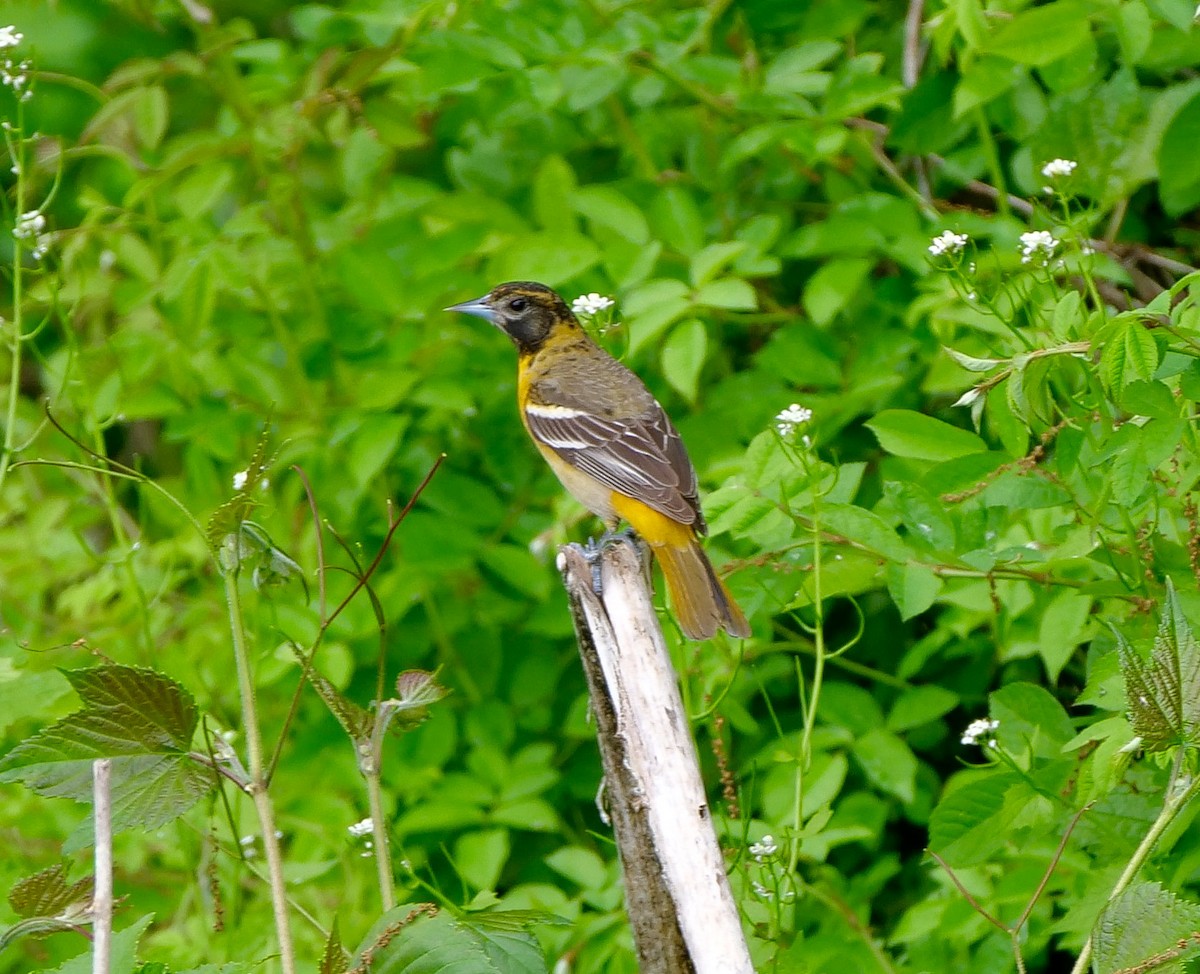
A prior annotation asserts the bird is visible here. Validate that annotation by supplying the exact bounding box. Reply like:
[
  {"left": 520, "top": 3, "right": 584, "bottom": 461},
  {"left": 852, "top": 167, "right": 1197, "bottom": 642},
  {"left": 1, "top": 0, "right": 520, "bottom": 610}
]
[{"left": 448, "top": 281, "right": 749, "bottom": 640}]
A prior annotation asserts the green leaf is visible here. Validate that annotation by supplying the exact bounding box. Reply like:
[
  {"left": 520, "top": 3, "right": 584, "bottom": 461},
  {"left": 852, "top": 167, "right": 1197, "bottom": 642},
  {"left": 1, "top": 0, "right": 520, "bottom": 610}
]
[
  {"left": 1038, "top": 591, "right": 1093, "bottom": 684},
  {"left": 455, "top": 829, "right": 510, "bottom": 892},
  {"left": 173, "top": 162, "right": 234, "bottom": 217},
  {"left": 545, "top": 846, "right": 608, "bottom": 890},
  {"left": 320, "top": 917, "right": 349, "bottom": 974},
  {"left": 652, "top": 185, "right": 704, "bottom": 255},
  {"left": 852, "top": 728, "right": 917, "bottom": 803},
  {"left": 928, "top": 773, "right": 1020, "bottom": 867},
  {"left": 488, "top": 232, "right": 600, "bottom": 287},
  {"left": 803, "top": 258, "right": 873, "bottom": 326},
  {"left": 625, "top": 278, "right": 692, "bottom": 356},
  {"left": 1101, "top": 320, "right": 1160, "bottom": 392},
  {"left": 945, "top": 347, "right": 1003, "bottom": 373},
  {"left": 44, "top": 913, "right": 155, "bottom": 974},
  {"left": 1051, "top": 291, "right": 1084, "bottom": 340},
  {"left": 1093, "top": 881, "right": 1200, "bottom": 974},
  {"left": 8, "top": 863, "right": 93, "bottom": 919},
  {"left": 134, "top": 85, "right": 169, "bottom": 151},
  {"left": 886, "top": 562, "right": 943, "bottom": 620},
  {"left": 532, "top": 155, "right": 577, "bottom": 234},
  {"left": 866, "top": 410, "right": 988, "bottom": 462},
  {"left": 353, "top": 904, "right": 549, "bottom": 973},
  {"left": 1146, "top": 0, "right": 1197, "bottom": 32},
  {"left": 990, "top": 682, "right": 1075, "bottom": 758},
  {"left": 1158, "top": 91, "right": 1200, "bottom": 217},
  {"left": 689, "top": 242, "right": 748, "bottom": 286},
  {"left": 983, "top": 1, "right": 1092, "bottom": 66},
  {"left": 573, "top": 186, "right": 649, "bottom": 244},
  {"left": 660, "top": 319, "right": 707, "bottom": 403},
  {"left": 1120, "top": 380, "right": 1178, "bottom": 420},
  {"left": 1116, "top": 578, "right": 1200, "bottom": 751},
  {"left": 692, "top": 277, "right": 757, "bottom": 310},
  {"left": 821, "top": 503, "right": 913, "bottom": 563},
  {"left": 0, "top": 666, "right": 211, "bottom": 847},
  {"left": 887, "top": 685, "right": 959, "bottom": 732}
]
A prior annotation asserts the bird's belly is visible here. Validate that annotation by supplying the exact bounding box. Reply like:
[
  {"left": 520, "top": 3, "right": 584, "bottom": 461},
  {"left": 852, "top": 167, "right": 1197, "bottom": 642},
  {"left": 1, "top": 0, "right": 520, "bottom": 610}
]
[{"left": 537, "top": 444, "right": 618, "bottom": 525}]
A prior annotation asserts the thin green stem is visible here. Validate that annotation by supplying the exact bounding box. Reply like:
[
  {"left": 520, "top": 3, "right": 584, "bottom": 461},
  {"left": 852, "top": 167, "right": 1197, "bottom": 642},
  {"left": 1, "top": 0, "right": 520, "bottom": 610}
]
[
  {"left": 366, "top": 772, "right": 396, "bottom": 911},
  {"left": 1070, "top": 758, "right": 1200, "bottom": 974},
  {"left": 0, "top": 100, "right": 26, "bottom": 494},
  {"left": 789, "top": 472, "right": 826, "bottom": 877},
  {"left": 223, "top": 567, "right": 296, "bottom": 974}
]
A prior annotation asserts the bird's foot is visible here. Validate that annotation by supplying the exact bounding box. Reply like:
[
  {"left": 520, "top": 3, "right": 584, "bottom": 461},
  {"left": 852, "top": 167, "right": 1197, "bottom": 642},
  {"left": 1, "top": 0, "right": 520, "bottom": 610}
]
[{"left": 581, "top": 530, "right": 646, "bottom": 595}]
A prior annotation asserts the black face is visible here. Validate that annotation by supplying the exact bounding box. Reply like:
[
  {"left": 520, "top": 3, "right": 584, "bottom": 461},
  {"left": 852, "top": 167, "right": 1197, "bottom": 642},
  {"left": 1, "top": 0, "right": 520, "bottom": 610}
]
[{"left": 448, "top": 281, "right": 578, "bottom": 353}]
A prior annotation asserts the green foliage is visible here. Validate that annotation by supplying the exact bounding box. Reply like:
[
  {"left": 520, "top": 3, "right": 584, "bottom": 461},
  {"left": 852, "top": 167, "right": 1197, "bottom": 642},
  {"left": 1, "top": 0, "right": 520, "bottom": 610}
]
[
  {"left": 2, "top": 0, "right": 1200, "bottom": 971},
  {"left": 0, "top": 666, "right": 211, "bottom": 850}
]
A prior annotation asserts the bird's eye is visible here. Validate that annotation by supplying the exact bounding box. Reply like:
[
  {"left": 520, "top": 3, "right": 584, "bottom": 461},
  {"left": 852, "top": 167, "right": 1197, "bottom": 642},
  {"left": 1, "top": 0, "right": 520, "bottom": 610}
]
[{"left": 509, "top": 296, "right": 528, "bottom": 312}]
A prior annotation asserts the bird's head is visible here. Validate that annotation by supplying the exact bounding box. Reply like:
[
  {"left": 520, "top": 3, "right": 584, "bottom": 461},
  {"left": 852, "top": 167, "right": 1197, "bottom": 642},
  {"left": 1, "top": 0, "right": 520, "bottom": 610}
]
[{"left": 447, "top": 281, "right": 578, "bottom": 353}]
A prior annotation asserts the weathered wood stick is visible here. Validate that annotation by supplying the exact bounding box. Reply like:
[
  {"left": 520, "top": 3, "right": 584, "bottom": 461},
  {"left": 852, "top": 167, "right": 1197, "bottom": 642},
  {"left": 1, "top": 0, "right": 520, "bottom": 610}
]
[{"left": 557, "top": 540, "right": 753, "bottom": 974}]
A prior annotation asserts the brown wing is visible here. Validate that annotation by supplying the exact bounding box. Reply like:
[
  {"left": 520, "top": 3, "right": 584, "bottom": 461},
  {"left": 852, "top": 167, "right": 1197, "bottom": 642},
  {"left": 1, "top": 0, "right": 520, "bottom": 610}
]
[{"left": 525, "top": 360, "right": 705, "bottom": 531}]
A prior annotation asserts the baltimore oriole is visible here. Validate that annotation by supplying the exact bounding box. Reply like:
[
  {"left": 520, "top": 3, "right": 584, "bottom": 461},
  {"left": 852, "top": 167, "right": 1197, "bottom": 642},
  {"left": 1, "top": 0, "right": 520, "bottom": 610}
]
[{"left": 449, "top": 281, "right": 749, "bottom": 640}]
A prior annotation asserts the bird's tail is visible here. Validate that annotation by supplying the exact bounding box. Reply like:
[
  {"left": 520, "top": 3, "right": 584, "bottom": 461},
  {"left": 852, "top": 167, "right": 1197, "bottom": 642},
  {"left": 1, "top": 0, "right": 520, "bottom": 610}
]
[{"left": 654, "top": 539, "right": 750, "bottom": 641}]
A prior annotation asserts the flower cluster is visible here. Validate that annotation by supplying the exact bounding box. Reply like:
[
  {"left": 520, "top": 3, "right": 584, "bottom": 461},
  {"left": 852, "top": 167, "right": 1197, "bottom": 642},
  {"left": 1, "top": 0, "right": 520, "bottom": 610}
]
[
  {"left": 961, "top": 717, "right": 999, "bottom": 748},
  {"left": 1019, "top": 230, "right": 1059, "bottom": 265},
  {"left": 12, "top": 209, "right": 50, "bottom": 260},
  {"left": 1041, "top": 158, "right": 1077, "bottom": 179},
  {"left": 571, "top": 292, "right": 614, "bottom": 317},
  {"left": 928, "top": 230, "right": 969, "bottom": 257},
  {"left": 774, "top": 403, "right": 812, "bottom": 437},
  {"left": 348, "top": 817, "right": 375, "bottom": 857},
  {"left": 749, "top": 834, "right": 777, "bottom": 861},
  {"left": 0, "top": 26, "right": 30, "bottom": 103}
]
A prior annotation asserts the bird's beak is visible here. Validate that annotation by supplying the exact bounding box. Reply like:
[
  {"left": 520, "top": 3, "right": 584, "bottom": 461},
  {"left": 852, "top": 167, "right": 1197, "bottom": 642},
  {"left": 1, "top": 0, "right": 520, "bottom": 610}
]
[{"left": 445, "top": 295, "right": 497, "bottom": 325}]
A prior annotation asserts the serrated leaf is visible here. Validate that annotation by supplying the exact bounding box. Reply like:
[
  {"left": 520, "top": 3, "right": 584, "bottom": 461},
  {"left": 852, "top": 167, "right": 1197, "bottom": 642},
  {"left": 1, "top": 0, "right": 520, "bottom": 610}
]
[
  {"left": 8, "top": 863, "right": 93, "bottom": 919},
  {"left": 1093, "top": 881, "right": 1200, "bottom": 974},
  {"left": 292, "top": 647, "right": 374, "bottom": 741},
  {"left": 207, "top": 429, "right": 277, "bottom": 546},
  {"left": 44, "top": 913, "right": 155, "bottom": 974},
  {"left": 1101, "top": 320, "right": 1160, "bottom": 393},
  {"left": 353, "top": 903, "right": 549, "bottom": 973},
  {"left": 321, "top": 916, "right": 349, "bottom": 974},
  {"left": 1116, "top": 578, "right": 1200, "bottom": 751},
  {"left": 0, "top": 666, "right": 211, "bottom": 845}
]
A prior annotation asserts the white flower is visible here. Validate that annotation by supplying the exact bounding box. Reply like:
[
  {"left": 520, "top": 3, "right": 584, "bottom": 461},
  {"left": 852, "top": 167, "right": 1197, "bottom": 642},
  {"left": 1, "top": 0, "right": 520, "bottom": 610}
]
[
  {"left": 232, "top": 469, "right": 248, "bottom": 490},
  {"left": 12, "top": 210, "right": 44, "bottom": 240},
  {"left": 775, "top": 403, "right": 812, "bottom": 436},
  {"left": 751, "top": 881, "right": 773, "bottom": 900},
  {"left": 1, "top": 56, "right": 30, "bottom": 96},
  {"left": 953, "top": 388, "right": 982, "bottom": 409},
  {"left": 1041, "top": 158, "right": 1077, "bottom": 179},
  {"left": 749, "top": 834, "right": 778, "bottom": 860},
  {"left": 571, "top": 292, "right": 615, "bottom": 316},
  {"left": 928, "top": 230, "right": 969, "bottom": 257},
  {"left": 347, "top": 817, "right": 374, "bottom": 838},
  {"left": 0, "top": 26, "right": 23, "bottom": 49},
  {"left": 961, "top": 717, "right": 1000, "bottom": 746},
  {"left": 1019, "top": 230, "right": 1059, "bottom": 265}
]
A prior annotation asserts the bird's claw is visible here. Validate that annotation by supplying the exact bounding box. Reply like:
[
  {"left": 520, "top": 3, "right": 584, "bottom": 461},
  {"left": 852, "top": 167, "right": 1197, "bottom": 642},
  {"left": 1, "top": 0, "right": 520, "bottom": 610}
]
[{"left": 581, "top": 530, "right": 645, "bottom": 596}]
